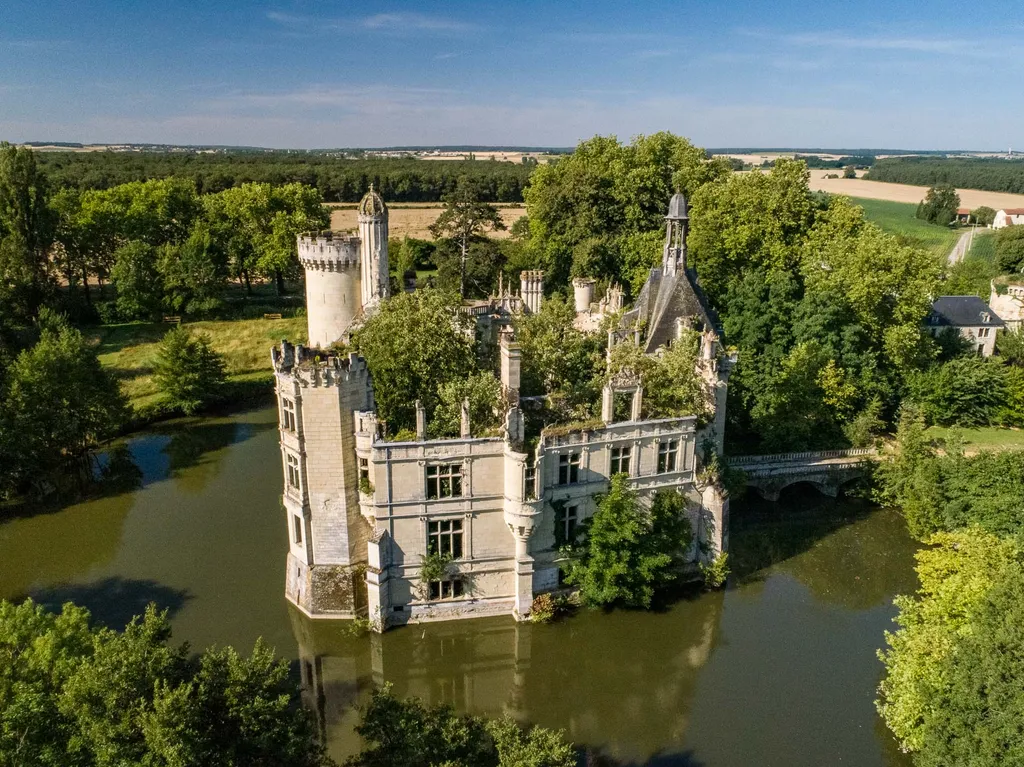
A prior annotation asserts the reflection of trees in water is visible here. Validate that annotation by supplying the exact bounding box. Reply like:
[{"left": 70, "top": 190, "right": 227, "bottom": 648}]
[
  {"left": 289, "top": 594, "right": 726, "bottom": 765},
  {"left": 730, "top": 490, "right": 918, "bottom": 610},
  {"left": 159, "top": 420, "right": 253, "bottom": 495},
  {"left": 23, "top": 576, "right": 191, "bottom": 630}
]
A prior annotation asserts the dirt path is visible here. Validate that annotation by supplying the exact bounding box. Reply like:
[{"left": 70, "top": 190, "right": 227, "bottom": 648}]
[{"left": 947, "top": 229, "right": 974, "bottom": 265}]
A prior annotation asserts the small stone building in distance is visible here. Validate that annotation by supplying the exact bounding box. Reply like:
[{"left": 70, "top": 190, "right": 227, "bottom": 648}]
[
  {"left": 272, "top": 188, "right": 735, "bottom": 631},
  {"left": 926, "top": 295, "right": 1004, "bottom": 356}
]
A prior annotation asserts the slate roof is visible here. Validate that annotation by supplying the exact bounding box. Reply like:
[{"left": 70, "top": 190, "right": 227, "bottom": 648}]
[
  {"left": 624, "top": 266, "right": 719, "bottom": 353},
  {"left": 929, "top": 296, "right": 1005, "bottom": 328}
]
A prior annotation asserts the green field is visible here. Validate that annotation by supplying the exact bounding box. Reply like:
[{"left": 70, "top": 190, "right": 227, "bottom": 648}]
[
  {"left": 923, "top": 425, "right": 1024, "bottom": 451},
  {"left": 90, "top": 316, "right": 306, "bottom": 413},
  {"left": 850, "top": 197, "right": 961, "bottom": 257}
]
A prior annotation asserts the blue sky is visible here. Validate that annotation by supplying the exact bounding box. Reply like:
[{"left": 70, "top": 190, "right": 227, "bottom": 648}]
[{"left": 1, "top": 0, "right": 1022, "bottom": 149}]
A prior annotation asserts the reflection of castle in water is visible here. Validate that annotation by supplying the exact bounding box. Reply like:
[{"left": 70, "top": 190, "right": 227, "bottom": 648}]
[{"left": 289, "top": 591, "right": 725, "bottom": 762}]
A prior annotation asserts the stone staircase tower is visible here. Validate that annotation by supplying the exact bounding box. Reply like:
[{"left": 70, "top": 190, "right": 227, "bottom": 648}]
[{"left": 358, "top": 185, "right": 390, "bottom": 310}]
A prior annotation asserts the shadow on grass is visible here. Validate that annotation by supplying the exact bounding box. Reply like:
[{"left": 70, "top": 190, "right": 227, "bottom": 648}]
[{"left": 20, "top": 576, "right": 192, "bottom": 630}]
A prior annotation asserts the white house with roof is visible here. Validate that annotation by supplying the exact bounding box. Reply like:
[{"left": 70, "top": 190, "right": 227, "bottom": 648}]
[
  {"left": 993, "top": 209, "right": 1024, "bottom": 229},
  {"left": 926, "top": 296, "right": 1004, "bottom": 356}
]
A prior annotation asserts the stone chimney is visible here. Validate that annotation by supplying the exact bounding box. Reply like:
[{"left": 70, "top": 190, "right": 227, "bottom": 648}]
[
  {"left": 520, "top": 270, "right": 544, "bottom": 314},
  {"left": 415, "top": 400, "right": 426, "bottom": 440},
  {"left": 460, "top": 398, "right": 471, "bottom": 438},
  {"left": 500, "top": 331, "right": 521, "bottom": 400}
]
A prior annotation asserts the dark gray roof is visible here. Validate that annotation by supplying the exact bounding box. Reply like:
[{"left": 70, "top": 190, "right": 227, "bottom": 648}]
[
  {"left": 667, "top": 193, "right": 689, "bottom": 220},
  {"left": 629, "top": 267, "right": 718, "bottom": 353},
  {"left": 929, "top": 296, "right": 1005, "bottom": 328}
]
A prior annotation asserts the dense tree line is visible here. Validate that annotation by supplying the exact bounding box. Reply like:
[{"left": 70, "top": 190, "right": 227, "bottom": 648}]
[
  {"left": 34, "top": 151, "right": 533, "bottom": 202},
  {"left": 867, "top": 156, "right": 1024, "bottom": 194},
  {"left": 0, "top": 600, "right": 330, "bottom": 766},
  {"left": 875, "top": 414, "right": 1024, "bottom": 766}
]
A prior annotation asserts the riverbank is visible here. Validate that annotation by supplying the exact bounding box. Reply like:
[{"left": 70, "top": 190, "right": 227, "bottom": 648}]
[{"left": 89, "top": 315, "right": 306, "bottom": 427}]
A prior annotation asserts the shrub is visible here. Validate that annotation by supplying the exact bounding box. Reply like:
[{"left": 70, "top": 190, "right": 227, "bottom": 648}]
[
  {"left": 152, "top": 325, "right": 227, "bottom": 415},
  {"left": 700, "top": 552, "right": 730, "bottom": 589}
]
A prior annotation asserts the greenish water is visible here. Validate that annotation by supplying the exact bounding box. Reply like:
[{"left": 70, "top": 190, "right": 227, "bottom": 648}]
[{"left": 0, "top": 407, "right": 916, "bottom": 766}]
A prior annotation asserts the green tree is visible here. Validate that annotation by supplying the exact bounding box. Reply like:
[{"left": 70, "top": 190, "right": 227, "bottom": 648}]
[
  {"left": 907, "top": 355, "right": 1007, "bottom": 427},
  {"left": 430, "top": 371, "right": 502, "bottom": 439},
  {"left": 204, "top": 182, "right": 328, "bottom": 295},
  {"left": 564, "top": 476, "right": 693, "bottom": 608},
  {"left": 877, "top": 528, "right": 1022, "bottom": 754},
  {"left": 353, "top": 290, "right": 476, "bottom": 433},
  {"left": 997, "top": 327, "right": 1024, "bottom": 366},
  {"left": 689, "top": 158, "right": 815, "bottom": 301},
  {"left": 159, "top": 222, "right": 227, "bottom": 316},
  {"left": 524, "top": 133, "right": 729, "bottom": 289},
  {"left": 429, "top": 177, "right": 506, "bottom": 297},
  {"left": 843, "top": 164, "right": 857, "bottom": 179},
  {"left": 110, "top": 241, "right": 163, "bottom": 320},
  {"left": 915, "top": 183, "right": 960, "bottom": 226},
  {"left": 513, "top": 295, "right": 604, "bottom": 421},
  {"left": 915, "top": 563, "right": 1024, "bottom": 767},
  {"left": 970, "top": 205, "right": 996, "bottom": 226},
  {"left": 0, "top": 599, "right": 329, "bottom": 767},
  {"left": 0, "top": 310, "right": 126, "bottom": 496},
  {"left": 0, "top": 142, "right": 56, "bottom": 320},
  {"left": 152, "top": 326, "right": 227, "bottom": 415},
  {"left": 994, "top": 225, "right": 1024, "bottom": 273}
]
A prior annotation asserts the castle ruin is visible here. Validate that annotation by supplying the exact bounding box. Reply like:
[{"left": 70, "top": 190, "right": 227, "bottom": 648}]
[{"left": 273, "top": 189, "right": 735, "bottom": 631}]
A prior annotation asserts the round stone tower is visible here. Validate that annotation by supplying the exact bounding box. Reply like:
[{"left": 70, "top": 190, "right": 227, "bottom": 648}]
[
  {"left": 298, "top": 232, "right": 362, "bottom": 348},
  {"left": 358, "top": 185, "right": 390, "bottom": 309}
]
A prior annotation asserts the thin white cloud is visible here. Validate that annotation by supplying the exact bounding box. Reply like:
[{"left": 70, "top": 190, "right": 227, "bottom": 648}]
[
  {"left": 741, "top": 28, "right": 1022, "bottom": 60},
  {"left": 265, "top": 10, "right": 477, "bottom": 34},
  {"left": 361, "top": 13, "right": 476, "bottom": 32}
]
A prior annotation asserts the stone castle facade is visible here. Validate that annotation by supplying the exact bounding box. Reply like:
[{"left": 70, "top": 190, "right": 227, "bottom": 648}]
[{"left": 273, "top": 189, "right": 735, "bottom": 631}]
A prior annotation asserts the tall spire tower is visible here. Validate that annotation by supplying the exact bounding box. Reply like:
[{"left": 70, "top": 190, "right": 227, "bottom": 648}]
[
  {"left": 358, "top": 184, "right": 390, "bottom": 309},
  {"left": 663, "top": 193, "right": 689, "bottom": 276}
]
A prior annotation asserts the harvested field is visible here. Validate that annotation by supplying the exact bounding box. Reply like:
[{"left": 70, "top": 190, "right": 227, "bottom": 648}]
[
  {"left": 807, "top": 169, "right": 1024, "bottom": 209},
  {"left": 328, "top": 203, "right": 526, "bottom": 240}
]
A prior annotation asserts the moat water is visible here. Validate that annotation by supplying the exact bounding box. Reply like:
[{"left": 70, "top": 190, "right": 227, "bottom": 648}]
[{"left": 0, "top": 407, "right": 916, "bottom": 766}]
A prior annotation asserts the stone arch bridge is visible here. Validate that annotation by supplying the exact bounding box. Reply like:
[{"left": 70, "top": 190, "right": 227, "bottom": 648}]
[{"left": 727, "top": 449, "right": 878, "bottom": 502}]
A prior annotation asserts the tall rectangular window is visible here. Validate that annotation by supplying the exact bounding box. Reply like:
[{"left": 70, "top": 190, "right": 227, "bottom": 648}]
[
  {"left": 657, "top": 441, "right": 679, "bottom": 474},
  {"left": 426, "top": 464, "right": 463, "bottom": 499},
  {"left": 555, "top": 504, "right": 578, "bottom": 544},
  {"left": 292, "top": 514, "right": 303, "bottom": 544},
  {"left": 524, "top": 464, "right": 537, "bottom": 500},
  {"left": 358, "top": 457, "right": 369, "bottom": 482},
  {"left": 610, "top": 445, "right": 631, "bottom": 476},
  {"left": 281, "top": 398, "right": 296, "bottom": 432},
  {"left": 558, "top": 453, "right": 581, "bottom": 485},
  {"left": 428, "top": 519, "right": 464, "bottom": 558},
  {"left": 286, "top": 453, "right": 301, "bottom": 489}
]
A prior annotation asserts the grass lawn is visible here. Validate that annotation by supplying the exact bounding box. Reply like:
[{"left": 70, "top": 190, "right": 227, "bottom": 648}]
[
  {"left": 850, "top": 197, "right": 961, "bottom": 258},
  {"left": 89, "top": 316, "right": 306, "bottom": 412},
  {"left": 923, "top": 425, "right": 1024, "bottom": 451}
]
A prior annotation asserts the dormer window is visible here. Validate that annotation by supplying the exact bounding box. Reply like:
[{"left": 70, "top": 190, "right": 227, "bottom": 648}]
[{"left": 982, "top": 312, "right": 991, "bottom": 323}]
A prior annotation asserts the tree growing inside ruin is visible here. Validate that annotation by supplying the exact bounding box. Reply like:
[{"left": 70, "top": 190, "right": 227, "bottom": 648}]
[
  {"left": 429, "top": 176, "right": 506, "bottom": 297},
  {"left": 354, "top": 289, "right": 476, "bottom": 434},
  {"left": 563, "top": 476, "right": 693, "bottom": 608}
]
